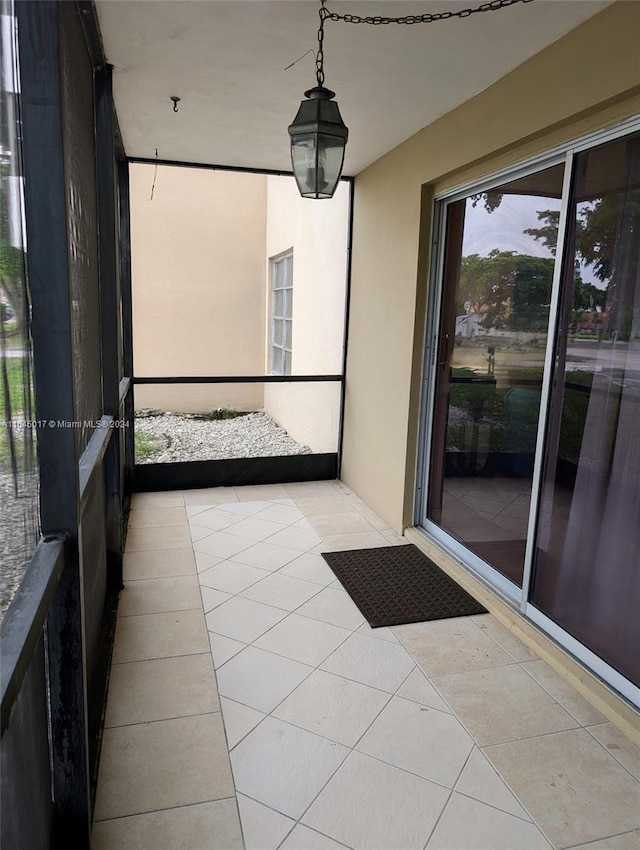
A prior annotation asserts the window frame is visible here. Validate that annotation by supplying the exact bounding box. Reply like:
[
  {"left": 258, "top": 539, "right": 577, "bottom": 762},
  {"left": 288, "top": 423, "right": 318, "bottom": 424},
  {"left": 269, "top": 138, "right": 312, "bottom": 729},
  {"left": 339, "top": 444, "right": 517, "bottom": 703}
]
[{"left": 270, "top": 251, "right": 293, "bottom": 376}]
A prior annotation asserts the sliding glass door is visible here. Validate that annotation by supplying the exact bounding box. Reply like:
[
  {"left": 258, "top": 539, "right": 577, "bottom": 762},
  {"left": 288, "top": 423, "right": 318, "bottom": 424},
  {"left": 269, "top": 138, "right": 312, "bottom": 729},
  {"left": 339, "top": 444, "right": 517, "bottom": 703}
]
[
  {"left": 420, "top": 125, "right": 640, "bottom": 696},
  {"left": 530, "top": 133, "right": 640, "bottom": 687},
  {"left": 426, "top": 164, "right": 564, "bottom": 589}
]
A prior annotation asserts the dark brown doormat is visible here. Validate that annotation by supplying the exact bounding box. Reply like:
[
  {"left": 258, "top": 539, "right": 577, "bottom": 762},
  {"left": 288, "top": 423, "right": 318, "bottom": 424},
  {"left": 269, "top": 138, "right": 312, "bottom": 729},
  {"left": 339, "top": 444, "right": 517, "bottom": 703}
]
[{"left": 321, "top": 544, "right": 487, "bottom": 628}]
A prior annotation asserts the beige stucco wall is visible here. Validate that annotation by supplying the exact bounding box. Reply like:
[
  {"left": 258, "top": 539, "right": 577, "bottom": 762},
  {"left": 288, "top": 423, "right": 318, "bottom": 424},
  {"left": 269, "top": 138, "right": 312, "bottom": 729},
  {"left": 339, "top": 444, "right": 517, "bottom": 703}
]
[
  {"left": 263, "top": 177, "right": 350, "bottom": 452},
  {"left": 340, "top": 0, "right": 640, "bottom": 532},
  {"left": 130, "top": 165, "right": 267, "bottom": 412}
]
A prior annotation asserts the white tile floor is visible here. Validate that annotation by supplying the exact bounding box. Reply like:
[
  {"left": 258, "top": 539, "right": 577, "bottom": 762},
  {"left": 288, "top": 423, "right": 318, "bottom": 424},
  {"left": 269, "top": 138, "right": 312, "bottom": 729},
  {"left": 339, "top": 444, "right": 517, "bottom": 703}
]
[{"left": 93, "top": 481, "right": 640, "bottom": 850}]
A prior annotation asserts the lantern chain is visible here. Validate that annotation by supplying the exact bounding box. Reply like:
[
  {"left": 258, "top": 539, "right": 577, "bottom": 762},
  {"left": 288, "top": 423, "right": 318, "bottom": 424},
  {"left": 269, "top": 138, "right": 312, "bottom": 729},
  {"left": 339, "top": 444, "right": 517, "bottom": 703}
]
[
  {"left": 316, "top": 1, "right": 326, "bottom": 87},
  {"left": 321, "top": 0, "right": 533, "bottom": 27},
  {"left": 315, "top": 0, "right": 534, "bottom": 85}
]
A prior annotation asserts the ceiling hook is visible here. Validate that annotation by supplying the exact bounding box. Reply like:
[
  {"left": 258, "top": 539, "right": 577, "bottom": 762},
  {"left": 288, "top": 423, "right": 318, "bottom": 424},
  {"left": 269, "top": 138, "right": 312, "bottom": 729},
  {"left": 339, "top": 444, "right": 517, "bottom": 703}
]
[{"left": 170, "top": 96, "right": 181, "bottom": 113}]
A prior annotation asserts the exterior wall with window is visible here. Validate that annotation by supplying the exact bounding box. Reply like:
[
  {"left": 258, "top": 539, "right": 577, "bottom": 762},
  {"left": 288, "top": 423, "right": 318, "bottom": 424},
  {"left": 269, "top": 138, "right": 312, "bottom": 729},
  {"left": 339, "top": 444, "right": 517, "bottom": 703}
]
[
  {"left": 130, "top": 165, "right": 267, "bottom": 413},
  {"left": 341, "top": 0, "right": 640, "bottom": 532},
  {"left": 130, "top": 167, "right": 349, "bottom": 455},
  {"left": 264, "top": 176, "right": 349, "bottom": 452}
]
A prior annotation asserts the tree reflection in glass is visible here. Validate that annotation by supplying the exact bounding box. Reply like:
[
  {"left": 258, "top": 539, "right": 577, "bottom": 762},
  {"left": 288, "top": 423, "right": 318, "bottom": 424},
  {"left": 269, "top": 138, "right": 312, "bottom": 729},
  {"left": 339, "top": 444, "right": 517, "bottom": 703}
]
[{"left": 428, "top": 164, "right": 564, "bottom": 587}]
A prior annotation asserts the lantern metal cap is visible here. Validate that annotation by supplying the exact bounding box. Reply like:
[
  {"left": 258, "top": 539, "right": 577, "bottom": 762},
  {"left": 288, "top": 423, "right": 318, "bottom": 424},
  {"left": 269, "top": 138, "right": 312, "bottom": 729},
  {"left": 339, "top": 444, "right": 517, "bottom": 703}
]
[
  {"left": 288, "top": 88, "right": 349, "bottom": 142},
  {"left": 303, "top": 85, "right": 336, "bottom": 100}
]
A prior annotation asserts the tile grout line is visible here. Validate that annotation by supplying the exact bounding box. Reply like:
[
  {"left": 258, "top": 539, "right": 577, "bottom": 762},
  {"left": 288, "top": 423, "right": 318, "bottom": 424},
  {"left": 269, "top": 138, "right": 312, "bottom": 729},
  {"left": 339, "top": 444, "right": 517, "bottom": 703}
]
[
  {"left": 274, "top": 821, "right": 354, "bottom": 850},
  {"left": 517, "top": 659, "right": 609, "bottom": 729},
  {"left": 267, "top": 663, "right": 400, "bottom": 754},
  {"left": 417, "top": 654, "right": 591, "bottom": 751},
  {"left": 559, "top": 829, "right": 640, "bottom": 850},
  {"left": 195, "top": 536, "right": 303, "bottom": 572},
  {"left": 246, "top": 617, "right": 355, "bottom": 670},
  {"left": 217, "top": 696, "right": 265, "bottom": 754},
  {"left": 104, "top": 540, "right": 238, "bottom": 840},
  {"left": 453, "top": 787, "right": 536, "bottom": 826},
  {"left": 123, "top": 570, "right": 199, "bottom": 581},
  {"left": 232, "top": 716, "right": 547, "bottom": 845},
  {"left": 212, "top": 598, "right": 409, "bottom": 696},
  {"left": 420, "top": 746, "right": 477, "bottom": 850},
  {"left": 103, "top": 708, "right": 222, "bottom": 732},
  {"left": 200, "top": 531, "right": 368, "bottom": 641},
  {"left": 92, "top": 793, "right": 238, "bottom": 825},
  {"left": 215, "top": 655, "right": 406, "bottom": 715},
  {"left": 582, "top": 723, "right": 640, "bottom": 784},
  {"left": 117, "top": 604, "right": 204, "bottom": 618},
  {"left": 468, "top": 614, "right": 539, "bottom": 664},
  {"left": 250, "top": 660, "right": 468, "bottom": 844},
  {"left": 109, "top": 649, "right": 212, "bottom": 667},
  {"left": 389, "top": 636, "right": 544, "bottom": 830},
  {"left": 195, "top": 565, "right": 248, "bottom": 849},
  {"left": 225, "top": 568, "right": 329, "bottom": 614},
  {"left": 200, "top": 566, "right": 321, "bottom": 604},
  {"left": 410, "top": 653, "right": 590, "bottom": 750},
  {"left": 191, "top": 495, "right": 385, "bottom": 558},
  {"left": 419, "top": 658, "right": 536, "bottom": 680},
  {"left": 210, "top": 526, "right": 322, "bottom": 556},
  {"left": 479, "top": 722, "right": 619, "bottom": 750}
]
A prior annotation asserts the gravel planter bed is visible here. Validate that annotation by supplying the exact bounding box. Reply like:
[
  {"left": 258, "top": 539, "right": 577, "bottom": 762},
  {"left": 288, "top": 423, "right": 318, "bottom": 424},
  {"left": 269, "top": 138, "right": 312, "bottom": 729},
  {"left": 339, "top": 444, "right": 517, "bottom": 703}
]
[
  {"left": 135, "top": 410, "right": 312, "bottom": 463},
  {"left": 0, "top": 472, "right": 40, "bottom": 619}
]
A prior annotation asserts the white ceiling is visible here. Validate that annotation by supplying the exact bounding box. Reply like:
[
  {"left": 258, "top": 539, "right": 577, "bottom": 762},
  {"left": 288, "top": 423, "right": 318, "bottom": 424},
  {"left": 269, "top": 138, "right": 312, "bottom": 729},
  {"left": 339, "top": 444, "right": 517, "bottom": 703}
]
[{"left": 96, "top": 0, "right": 612, "bottom": 176}]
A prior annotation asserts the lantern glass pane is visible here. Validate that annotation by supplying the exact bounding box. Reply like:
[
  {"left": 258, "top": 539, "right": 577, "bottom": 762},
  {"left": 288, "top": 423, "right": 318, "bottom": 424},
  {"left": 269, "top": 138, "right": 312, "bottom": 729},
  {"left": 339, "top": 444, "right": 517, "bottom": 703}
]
[
  {"left": 291, "top": 133, "right": 345, "bottom": 199},
  {"left": 291, "top": 135, "right": 317, "bottom": 197}
]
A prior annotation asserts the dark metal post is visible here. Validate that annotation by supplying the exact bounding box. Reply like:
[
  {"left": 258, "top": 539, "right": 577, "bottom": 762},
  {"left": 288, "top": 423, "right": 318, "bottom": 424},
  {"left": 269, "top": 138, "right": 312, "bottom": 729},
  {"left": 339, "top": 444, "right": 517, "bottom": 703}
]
[
  {"left": 95, "top": 65, "right": 119, "bottom": 417},
  {"left": 119, "top": 159, "right": 135, "bottom": 494},
  {"left": 95, "top": 64, "right": 124, "bottom": 591},
  {"left": 16, "top": 1, "right": 91, "bottom": 844},
  {"left": 337, "top": 177, "right": 355, "bottom": 477}
]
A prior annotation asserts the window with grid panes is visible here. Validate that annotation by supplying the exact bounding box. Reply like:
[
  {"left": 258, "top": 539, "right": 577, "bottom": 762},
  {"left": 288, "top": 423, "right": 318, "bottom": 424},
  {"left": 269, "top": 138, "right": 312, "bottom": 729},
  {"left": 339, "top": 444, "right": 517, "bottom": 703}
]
[{"left": 270, "top": 252, "right": 293, "bottom": 375}]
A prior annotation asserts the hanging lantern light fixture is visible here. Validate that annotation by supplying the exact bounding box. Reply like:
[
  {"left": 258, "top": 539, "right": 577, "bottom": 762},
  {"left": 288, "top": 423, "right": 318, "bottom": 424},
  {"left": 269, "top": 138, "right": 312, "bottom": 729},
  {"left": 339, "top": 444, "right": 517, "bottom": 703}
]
[
  {"left": 287, "top": 0, "right": 535, "bottom": 199},
  {"left": 288, "top": 3, "right": 348, "bottom": 200}
]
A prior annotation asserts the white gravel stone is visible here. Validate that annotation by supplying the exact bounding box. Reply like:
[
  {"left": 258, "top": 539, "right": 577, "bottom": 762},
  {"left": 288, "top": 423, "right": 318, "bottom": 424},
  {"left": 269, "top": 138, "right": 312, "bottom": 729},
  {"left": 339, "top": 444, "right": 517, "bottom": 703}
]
[{"left": 135, "top": 410, "right": 312, "bottom": 463}]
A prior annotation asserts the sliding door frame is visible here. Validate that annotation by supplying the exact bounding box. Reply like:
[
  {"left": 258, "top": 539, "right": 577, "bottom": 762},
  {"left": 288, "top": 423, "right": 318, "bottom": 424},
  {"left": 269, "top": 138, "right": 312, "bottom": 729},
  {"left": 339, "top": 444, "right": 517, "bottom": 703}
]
[
  {"left": 415, "top": 115, "right": 640, "bottom": 705},
  {"left": 518, "top": 154, "right": 574, "bottom": 613},
  {"left": 417, "top": 147, "right": 569, "bottom": 606}
]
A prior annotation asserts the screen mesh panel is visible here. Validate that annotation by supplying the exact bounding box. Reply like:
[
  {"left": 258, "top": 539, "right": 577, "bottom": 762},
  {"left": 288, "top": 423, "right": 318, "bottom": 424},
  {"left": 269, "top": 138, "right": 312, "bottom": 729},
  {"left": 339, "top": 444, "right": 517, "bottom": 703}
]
[{"left": 59, "top": 2, "right": 102, "bottom": 456}]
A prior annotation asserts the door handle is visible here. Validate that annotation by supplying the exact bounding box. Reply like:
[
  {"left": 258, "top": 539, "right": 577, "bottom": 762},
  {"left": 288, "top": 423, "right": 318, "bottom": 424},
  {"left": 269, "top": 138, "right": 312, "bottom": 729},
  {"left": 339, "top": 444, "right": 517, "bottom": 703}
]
[{"left": 439, "top": 332, "right": 450, "bottom": 370}]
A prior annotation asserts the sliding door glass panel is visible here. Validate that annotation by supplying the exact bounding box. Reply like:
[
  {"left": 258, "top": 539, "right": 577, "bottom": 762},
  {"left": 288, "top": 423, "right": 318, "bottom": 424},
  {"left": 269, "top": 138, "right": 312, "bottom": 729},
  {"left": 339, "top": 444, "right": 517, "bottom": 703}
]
[
  {"left": 428, "top": 164, "right": 564, "bottom": 586},
  {"left": 531, "top": 133, "right": 640, "bottom": 686}
]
